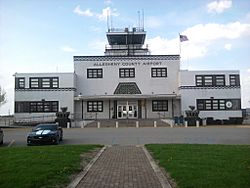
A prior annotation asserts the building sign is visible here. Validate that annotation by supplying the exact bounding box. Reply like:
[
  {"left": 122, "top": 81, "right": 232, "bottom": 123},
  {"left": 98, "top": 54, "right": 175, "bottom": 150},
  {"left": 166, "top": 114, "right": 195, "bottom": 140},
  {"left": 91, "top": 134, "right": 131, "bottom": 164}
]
[{"left": 93, "top": 62, "right": 162, "bottom": 67}]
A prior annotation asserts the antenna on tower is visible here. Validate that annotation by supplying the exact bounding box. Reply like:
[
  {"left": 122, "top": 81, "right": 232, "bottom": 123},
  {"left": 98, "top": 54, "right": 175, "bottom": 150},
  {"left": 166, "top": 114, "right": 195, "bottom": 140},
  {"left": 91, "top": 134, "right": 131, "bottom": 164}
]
[
  {"left": 110, "top": 9, "right": 113, "bottom": 30},
  {"left": 142, "top": 9, "right": 144, "bottom": 30},
  {"left": 137, "top": 10, "right": 141, "bottom": 29},
  {"left": 106, "top": 9, "right": 110, "bottom": 31}
]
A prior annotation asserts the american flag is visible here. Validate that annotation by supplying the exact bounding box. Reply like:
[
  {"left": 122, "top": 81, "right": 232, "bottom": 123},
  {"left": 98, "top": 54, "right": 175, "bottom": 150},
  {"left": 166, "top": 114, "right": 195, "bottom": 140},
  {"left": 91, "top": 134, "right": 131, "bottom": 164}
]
[{"left": 180, "top": 34, "right": 188, "bottom": 42}]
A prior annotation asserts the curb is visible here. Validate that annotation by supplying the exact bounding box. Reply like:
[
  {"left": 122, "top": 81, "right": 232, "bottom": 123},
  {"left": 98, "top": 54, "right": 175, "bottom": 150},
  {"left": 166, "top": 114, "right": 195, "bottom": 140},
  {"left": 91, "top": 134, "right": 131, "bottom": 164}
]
[
  {"left": 67, "top": 145, "right": 107, "bottom": 188},
  {"left": 142, "top": 146, "right": 172, "bottom": 188}
]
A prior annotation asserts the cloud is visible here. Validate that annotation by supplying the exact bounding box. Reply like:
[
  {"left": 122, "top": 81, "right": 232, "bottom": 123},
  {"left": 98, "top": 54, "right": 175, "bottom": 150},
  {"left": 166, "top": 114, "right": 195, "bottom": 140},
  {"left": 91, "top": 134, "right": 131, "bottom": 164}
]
[
  {"left": 184, "top": 22, "right": 250, "bottom": 42},
  {"left": 224, "top": 43, "right": 232, "bottom": 50},
  {"left": 147, "top": 36, "right": 178, "bottom": 55},
  {"left": 60, "top": 46, "right": 77, "bottom": 52},
  {"left": 147, "top": 36, "right": 207, "bottom": 59},
  {"left": 73, "top": 6, "right": 94, "bottom": 17},
  {"left": 147, "top": 21, "right": 250, "bottom": 59},
  {"left": 99, "top": 7, "right": 109, "bottom": 20},
  {"left": 207, "top": 0, "right": 232, "bottom": 14},
  {"left": 180, "top": 21, "right": 250, "bottom": 58},
  {"left": 73, "top": 5, "right": 119, "bottom": 21}
]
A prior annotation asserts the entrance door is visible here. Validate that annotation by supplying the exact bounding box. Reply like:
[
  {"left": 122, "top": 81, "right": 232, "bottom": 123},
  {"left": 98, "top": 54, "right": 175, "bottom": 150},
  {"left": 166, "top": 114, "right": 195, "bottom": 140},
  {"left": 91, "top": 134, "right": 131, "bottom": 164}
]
[{"left": 117, "top": 104, "right": 138, "bottom": 119}]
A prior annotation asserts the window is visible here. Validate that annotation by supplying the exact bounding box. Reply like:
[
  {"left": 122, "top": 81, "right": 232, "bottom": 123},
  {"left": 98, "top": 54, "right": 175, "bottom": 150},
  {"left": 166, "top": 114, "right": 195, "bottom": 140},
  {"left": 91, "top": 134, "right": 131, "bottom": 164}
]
[
  {"left": 151, "top": 68, "right": 167, "bottom": 77},
  {"left": 87, "top": 101, "right": 103, "bottom": 112},
  {"left": 219, "top": 100, "right": 226, "bottom": 110},
  {"left": 205, "top": 100, "right": 212, "bottom": 110},
  {"left": 195, "top": 75, "right": 225, "bottom": 87},
  {"left": 204, "top": 76, "right": 213, "bottom": 86},
  {"left": 195, "top": 76, "right": 203, "bottom": 86},
  {"left": 15, "top": 102, "right": 29, "bottom": 113},
  {"left": 44, "top": 102, "right": 51, "bottom": 112},
  {"left": 152, "top": 100, "right": 168, "bottom": 111},
  {"left": 215, "top": 75, "right": 225, "bottom": 86},
  {"left": 197, "top": 100, "right": 204, "bottom": 110},
  {"left": 52, "top": 78, "right": 59, "bottom": 88},
  {"left": 15, "top": 101, "right": 58, "bottom": 113},
  {"left": 212, "top": 100, "right": 219, "bottom": 110},
  {"left": 15, "top": 77, "right": 25, "bottom": 89},
  {"left": 41, "top": 78, "right": 51, "bottom": 88},
  {"left": 36, "top": 102, "right": 44, "bottom": 112},
  {"left": 87, "top": 69, "right": 103, "bottom": 78},
  {"left": 51, "top": 102, "right": 58, "bottom": 112},
  {"left": 230, "top": 75, "right": 240, "bottom": 86},
  {"left": 29, "top": 77, "right": 59, "bottom": 89},
  {"left": 30, "top": 78, "right": 39, "bottom": 88},
  {"left": 119, "top": 68, "right": 135, "bottom": 78},
  {"left": 196, "top": 99, "right": 241, "bottom": 111}
]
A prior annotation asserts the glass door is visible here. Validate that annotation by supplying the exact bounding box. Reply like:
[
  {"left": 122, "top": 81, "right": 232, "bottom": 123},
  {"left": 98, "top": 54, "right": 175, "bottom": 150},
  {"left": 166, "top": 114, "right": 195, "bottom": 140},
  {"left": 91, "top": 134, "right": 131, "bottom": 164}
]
[{"left": 117, "top": 104, "right": 138, "bottom": 119}]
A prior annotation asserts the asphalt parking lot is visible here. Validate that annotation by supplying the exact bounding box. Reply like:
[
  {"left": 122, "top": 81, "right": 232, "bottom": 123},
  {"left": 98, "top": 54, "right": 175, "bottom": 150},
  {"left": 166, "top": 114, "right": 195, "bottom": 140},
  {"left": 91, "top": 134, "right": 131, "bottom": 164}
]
[{"left": 1, "top": 126, "right": 250, "bottom": 147}]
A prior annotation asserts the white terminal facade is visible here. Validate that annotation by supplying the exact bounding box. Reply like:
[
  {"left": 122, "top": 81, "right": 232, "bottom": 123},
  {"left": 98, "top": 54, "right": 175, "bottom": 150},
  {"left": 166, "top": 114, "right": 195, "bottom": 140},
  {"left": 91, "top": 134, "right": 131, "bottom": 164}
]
[{"left": 14, "top": 27, "right": 242, "bottom": 124}]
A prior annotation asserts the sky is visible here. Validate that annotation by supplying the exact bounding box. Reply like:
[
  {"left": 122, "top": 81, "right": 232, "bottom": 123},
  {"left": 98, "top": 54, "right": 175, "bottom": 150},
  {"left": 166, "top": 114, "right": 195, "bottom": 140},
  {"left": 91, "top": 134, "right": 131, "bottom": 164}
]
[{"left": 0, "top": 0, "right": 250, "bottom": 115}]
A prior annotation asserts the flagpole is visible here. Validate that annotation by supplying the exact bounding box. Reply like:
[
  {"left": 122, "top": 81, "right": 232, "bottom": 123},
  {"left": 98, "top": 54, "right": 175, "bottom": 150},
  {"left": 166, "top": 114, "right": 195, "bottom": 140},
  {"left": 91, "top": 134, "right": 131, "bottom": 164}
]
[
  {"left": 179, "top": 33, "right": 181, "bottom": 59},
  {"left": 179, "top": 34, "right": 189, "bottom": 64}
]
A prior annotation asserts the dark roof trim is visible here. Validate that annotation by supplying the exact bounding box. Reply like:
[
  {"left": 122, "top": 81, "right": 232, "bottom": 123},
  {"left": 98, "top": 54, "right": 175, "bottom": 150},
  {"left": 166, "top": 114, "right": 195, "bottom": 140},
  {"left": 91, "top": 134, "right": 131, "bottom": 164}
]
[{"left": 74, "top": 55, "right": 180, "bottom": 62}]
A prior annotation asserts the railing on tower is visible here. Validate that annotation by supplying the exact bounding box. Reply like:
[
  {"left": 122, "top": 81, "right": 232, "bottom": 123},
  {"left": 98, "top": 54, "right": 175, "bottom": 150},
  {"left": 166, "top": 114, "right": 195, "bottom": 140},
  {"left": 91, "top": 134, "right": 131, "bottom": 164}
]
[{"left": 107, "top": 27, "right": 145, "bottom": 33}]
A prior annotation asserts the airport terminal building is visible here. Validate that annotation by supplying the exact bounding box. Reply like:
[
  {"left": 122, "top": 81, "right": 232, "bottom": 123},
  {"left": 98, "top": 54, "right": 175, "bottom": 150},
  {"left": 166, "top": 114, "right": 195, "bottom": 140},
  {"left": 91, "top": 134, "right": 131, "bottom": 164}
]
[{"left": 14, "top": 27, "right": 242, "bottom": 125}]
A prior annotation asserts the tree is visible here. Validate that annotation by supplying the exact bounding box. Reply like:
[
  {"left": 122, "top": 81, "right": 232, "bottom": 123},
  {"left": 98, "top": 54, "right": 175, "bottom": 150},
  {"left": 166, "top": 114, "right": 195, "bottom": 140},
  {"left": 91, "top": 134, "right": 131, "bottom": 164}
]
[{"left": 0, "top": 86, "right": 7, "bottom": 107}]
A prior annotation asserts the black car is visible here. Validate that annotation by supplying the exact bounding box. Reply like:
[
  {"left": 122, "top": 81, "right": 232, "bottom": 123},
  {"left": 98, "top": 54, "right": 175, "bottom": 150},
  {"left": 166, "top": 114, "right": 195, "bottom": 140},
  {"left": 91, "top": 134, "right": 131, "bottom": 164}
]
[{"left": 27, "top": 123, "right": 63, "bottom": 146}]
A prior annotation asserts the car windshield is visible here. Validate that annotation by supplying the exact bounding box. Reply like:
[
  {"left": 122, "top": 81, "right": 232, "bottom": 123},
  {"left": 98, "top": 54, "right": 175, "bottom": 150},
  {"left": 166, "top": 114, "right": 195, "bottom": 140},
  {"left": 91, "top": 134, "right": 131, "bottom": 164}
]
[{"left": 33, "top": 124, "right": 57, "bottom": 131}]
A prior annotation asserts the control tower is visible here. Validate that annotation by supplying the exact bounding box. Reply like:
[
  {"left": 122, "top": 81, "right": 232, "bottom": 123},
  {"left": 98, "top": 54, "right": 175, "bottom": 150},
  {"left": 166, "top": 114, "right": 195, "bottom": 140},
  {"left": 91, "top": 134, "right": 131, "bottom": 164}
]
[{"left": 105, "top": 27, "right": 150, "bottom": 56}]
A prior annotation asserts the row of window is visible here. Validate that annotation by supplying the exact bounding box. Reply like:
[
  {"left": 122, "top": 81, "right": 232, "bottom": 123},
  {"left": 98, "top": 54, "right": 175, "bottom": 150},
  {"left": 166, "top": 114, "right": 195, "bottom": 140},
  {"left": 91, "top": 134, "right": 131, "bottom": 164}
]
[
  {"left": 15, "top": 101, "right": 58, "bottom": 113},
  {"left": 87, "top": 100, "right": 169, "bottom": 112},
  {"left": 15, "top": 74, "right": 240, "bottom": 88},
  {"left": 88, "top": 99, "right": 241, "bottom": 112},
  {"left": 196, "top": 99, "right": 241, "bottom": 111},
  {"left": 87, "top": 68, "right": 168, "bottom": 79},
  {"left": 195, "top": 74, "right": 240, "bottom": 87},
  {"left": 15, "top": 77, "right": 59, "bottom": 89},
  {"left": 15, "top": 98, "right": 240, "bottom": 113},
  {"left": 15, "top": 100, "right": 168, "bottom": 113}
]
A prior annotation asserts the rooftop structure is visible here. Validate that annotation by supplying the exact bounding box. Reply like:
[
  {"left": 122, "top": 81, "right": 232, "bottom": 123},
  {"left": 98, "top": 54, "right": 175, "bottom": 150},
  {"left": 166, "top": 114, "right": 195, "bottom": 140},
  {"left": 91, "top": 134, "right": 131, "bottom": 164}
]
[{"left": 105, "top": 27, "right": 150, "bottom": 56}]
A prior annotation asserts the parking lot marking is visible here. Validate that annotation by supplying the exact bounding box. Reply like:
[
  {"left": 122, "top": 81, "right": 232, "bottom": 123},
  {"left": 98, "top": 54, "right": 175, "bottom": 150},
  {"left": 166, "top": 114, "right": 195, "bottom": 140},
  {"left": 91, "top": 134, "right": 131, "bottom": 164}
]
[{"left": 8, "top": 139, "right": 15, "bottom": 147}]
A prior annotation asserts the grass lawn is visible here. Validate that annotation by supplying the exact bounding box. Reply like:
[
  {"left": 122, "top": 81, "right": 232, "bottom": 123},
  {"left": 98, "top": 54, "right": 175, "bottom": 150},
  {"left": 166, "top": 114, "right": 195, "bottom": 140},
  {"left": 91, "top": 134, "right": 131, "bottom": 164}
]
[
  {"left": 0, "top": 145, "right": 102, "bottom": 188},
  {"left": 146, "top": 144, "right": 250, "bottom": 188}
]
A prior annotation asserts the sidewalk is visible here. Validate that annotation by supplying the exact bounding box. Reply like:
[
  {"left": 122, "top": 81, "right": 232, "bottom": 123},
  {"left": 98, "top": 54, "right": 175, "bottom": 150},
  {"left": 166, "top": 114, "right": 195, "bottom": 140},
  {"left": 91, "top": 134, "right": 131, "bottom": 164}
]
[{"left": 75, "top": 145, "right": 171, "bottom": 188}]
